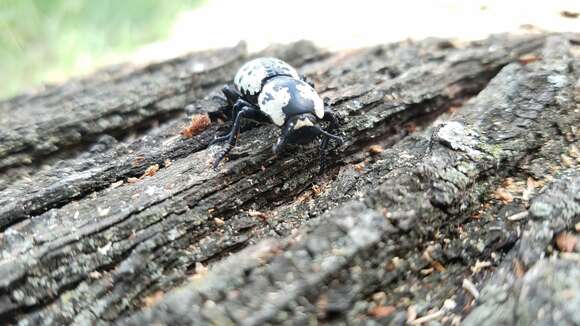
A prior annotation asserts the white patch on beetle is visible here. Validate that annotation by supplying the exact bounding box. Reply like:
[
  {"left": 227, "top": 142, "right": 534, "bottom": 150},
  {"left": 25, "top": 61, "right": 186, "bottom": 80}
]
[
  {"left": 234, "top": 58, "right": 299, "bottom": 96},
  {"left": 296, "top": 83, "right": 324, "bottom": 119},
  {"left": 258, "top": 84, "right": 291, "bottom": 126},
  {"left": 294, "top": 118, "right": 314, "bottom": 129},
  {"left": 234, "top": 61, "right": 268, "bottom": 95}
]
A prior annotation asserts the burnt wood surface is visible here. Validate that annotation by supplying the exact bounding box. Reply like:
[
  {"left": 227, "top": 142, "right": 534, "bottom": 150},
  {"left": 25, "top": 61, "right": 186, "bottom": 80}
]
[{"left": 0, "top": 33, "right": 579, "bottom": 325}]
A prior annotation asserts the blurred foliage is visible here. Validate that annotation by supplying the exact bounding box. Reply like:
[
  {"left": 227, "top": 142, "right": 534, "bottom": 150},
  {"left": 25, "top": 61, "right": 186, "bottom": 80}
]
[{"left": 0, "top": 0, "right": 204, "bottom": 99}]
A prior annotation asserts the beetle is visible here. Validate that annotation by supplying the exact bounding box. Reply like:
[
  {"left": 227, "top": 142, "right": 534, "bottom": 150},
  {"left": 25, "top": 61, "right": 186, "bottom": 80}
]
[{"left": 211, "top": 57, "right": 343, "bottom": 171}]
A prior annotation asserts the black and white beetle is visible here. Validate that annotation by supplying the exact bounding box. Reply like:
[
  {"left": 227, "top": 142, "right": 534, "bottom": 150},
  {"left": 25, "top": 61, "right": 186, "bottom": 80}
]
[{"left": 211, "top": 57, "right": 343, "bottom": 171}]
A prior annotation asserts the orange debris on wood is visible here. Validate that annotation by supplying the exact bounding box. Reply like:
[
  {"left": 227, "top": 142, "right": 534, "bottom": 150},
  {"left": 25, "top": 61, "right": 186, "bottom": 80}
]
[
  {"left": 431, "top": 260, "right": 447, "bottom": 272},
  {"left": 493, "top": 187, "right": 513, "bottom": 203},
  {"left": 555, "top": 232, "right": 577, "bottom": 252},
  {"left": 369, "top": 305, "right": 396, "bottom": 318},
  {"left": 180, "top": 114, "right": 211, "bottom": 138},
  {"left": 447, "top": 106, "right": 460, "bottom": 114},
  {"left": 141, "top": 164, "right": 160, "bottom": 178},
  {"left": 513, "top": 258, "right": 525, "bottom": 278},
  {"left": 132, "top": 156, "right": 146, "bottom": 166},
  {"left": 404, "top": 122, "right": 417, "bottom": 133},
  {"left": 354, "top": 161, "right": 366, "bottom": 172},
  {"left": 142, "top": 290, "right": 165, "bottom": 307},
  {"left": 518, "top": 54, "right": 541, "bottom": 65},
  {"left": 368, "top": 145, "right": 384, "bottom": 155}
]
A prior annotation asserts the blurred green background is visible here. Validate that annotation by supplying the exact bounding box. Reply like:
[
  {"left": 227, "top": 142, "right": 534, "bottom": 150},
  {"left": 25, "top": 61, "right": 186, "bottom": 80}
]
[
  {"left": 2, "top": 0, "right": 576, "bottom": 101},
  {"left": 0, "top": 0, "right": 204, "bottom": 100}
]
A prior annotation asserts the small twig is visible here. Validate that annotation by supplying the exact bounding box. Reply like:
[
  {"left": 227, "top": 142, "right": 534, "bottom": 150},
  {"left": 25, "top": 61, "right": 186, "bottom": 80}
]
[
  {"left": 462, "top": 278, "right": 480, "bottom": 299},
  {"left": 507, "top": 211, "right": 528, "bottom": 221},
  {"left": 410, "top": 300, "right": 456, "bottom": 325}
]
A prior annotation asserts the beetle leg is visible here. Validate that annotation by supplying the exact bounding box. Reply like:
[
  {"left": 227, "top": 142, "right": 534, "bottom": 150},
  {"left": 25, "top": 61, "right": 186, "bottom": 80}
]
[
  {"left": 213, "top": 85, "right": 244, "bottom": 121},
  {"left": 272, "top": 121, "right": 295, "bottom": 156},
  {"left": 210, "top": 95, "right": 254, "bottom": 145},
  {"left": 320, "top": 108, "right": 343, "bottom": 149},
  {"left": 318, "top": 108, "right": 344, "bottom": 173},
  {"left": 222, "top": 85, "right": 243, "bottom": 107},
  {"left": 322, "top": 107, "right": 340, "bottom": 130},
  {"left": 212, "top": 102, "right": 265, "bottom": 169}
]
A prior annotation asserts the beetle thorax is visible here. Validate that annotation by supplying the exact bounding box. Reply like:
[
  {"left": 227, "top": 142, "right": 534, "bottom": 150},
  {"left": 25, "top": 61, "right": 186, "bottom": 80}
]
[{"left": 257, "top": 76, "right": 324, "bottom": 126}]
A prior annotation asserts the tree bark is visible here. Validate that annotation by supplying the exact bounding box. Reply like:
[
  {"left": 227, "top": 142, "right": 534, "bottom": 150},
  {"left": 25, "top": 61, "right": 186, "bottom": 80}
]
[{"left": 0, "top": 33, "right": 579, "bottom": 325}]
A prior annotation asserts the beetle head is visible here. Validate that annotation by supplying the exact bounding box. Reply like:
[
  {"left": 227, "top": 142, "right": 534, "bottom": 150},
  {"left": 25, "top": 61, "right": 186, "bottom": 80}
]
[
  {"left": 283, "top": 113, "right": 319, "bottom": 145},
  {"left": 284, "top": 113, "right": 342, "bottom": 145}
]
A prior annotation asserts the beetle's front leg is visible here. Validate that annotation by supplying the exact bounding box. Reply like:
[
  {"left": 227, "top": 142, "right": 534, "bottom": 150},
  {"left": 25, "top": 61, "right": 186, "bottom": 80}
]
[
  {"left": 272, "top": 121, "right": 295, "bottom": 156},
  {"left": 222, "top": 85, "right": 243, "bottom": 107},
  {"left": 210, "top": 96, "right": 254, "bottom": 145},
  {"left": 322, "top": 107, "right": 340, "bottom": 131},
  {"left": 212, "top": 100, "right": 269, "bottom": 169},
  {"left": 320, "top": 107, "right": 343, "bottom": 149},
  {"left": 214, "top": 85, "right": 244, "bottom": 121},
  {"left": 205, "top": 85, "right": 245, "bottom": 123}
]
